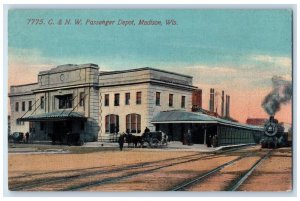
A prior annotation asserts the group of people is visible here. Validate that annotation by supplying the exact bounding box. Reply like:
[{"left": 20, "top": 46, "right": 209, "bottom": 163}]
[
  {"left": 206, "top": 134, "right": 218, "bottom": 147},
  {"left": 18, "top": 132, "right": 30, "bottom": 143}
]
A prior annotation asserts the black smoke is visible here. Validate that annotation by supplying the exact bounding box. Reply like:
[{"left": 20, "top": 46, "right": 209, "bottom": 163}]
[{"left": 262, "top": 76, "right": 292, "bottom": 116}]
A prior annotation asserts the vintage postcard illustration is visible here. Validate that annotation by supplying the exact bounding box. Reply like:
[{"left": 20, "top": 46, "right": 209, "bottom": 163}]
[{"left": 7, "top": 8, "right": 293, "bottom": 192}]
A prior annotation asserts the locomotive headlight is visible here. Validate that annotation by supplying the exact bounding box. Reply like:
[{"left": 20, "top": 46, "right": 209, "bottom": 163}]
[{"left": 264, "top": 122, "right": 278, "bottom": 137}]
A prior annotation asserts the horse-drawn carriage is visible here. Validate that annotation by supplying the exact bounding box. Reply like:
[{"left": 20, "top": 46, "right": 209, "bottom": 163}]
[{"left": 123, "top": 131, "right": 168, "bottom": 148}]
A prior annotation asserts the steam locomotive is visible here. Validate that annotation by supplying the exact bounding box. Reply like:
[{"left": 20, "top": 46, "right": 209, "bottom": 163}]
[{"left": 261, "top": 116, "right": 287, "bottom": 148}]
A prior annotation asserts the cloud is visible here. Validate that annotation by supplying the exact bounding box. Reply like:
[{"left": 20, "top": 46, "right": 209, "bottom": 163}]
[
  {"left": 184, "top": 65, "right": 238, "bottom": 73},
  {"left": 250, "top": 54, "right": 292, "bottom": 69}
]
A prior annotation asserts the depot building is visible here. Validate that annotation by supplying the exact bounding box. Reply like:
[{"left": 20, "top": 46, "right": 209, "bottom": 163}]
[{"left": 9, "top": 63, "right": 198, "bottom": 142}]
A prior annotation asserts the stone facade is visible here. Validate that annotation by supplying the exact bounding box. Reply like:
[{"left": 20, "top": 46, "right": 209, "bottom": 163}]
[
  {"left": 9, "top": 64, "right": 100, "bottom": 141},
  {"left": 9, "top": 64, "right": 197, "bottom": 142},
  {"left": 99, "top": 68, "right": 195, "bottom": 139}
]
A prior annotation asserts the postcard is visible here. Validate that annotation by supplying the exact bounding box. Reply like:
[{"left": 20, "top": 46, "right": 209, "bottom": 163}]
[{"left": 7, "top": 8, "right": 293, "bottom": 193}]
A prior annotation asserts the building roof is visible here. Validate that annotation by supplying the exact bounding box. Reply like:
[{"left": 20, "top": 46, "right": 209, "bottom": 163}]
[
  {"left": 99, "top": 67, "right": 193, "bottom": 78},
  {"left": 19, "top": 111, "right": 86, "bottom": 121},
  {"left": 151, "top": 110, "right": 263, "bottom": 131},
  {"left": 246, "top": 118, "right": 268, "bottom": 126},
  {"left": 39, "top": 63, "right": 99, "bottom": 75}
]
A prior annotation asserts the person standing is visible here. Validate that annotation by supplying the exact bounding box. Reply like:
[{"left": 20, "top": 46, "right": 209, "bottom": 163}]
[
  {"left": 118, "top": 134, "right": 124, "bottom": 151},
  {"left": 25, "top": 132, "right": 29, "bottom": 144},
  {"left": 144, "top": 127, "right": 150, "bottom": 134},
  {"left": 187, "top": 129, "right": 192, "bottom": 145}
]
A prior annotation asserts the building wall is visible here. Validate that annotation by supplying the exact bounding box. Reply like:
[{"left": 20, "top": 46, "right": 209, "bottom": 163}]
[
  {"left": 9, "top": 64, "right": 100, "bottom": 142},
  {"left": 99, "top": 83, "right": 193, "bottom": 138},
  {"left": 99, "top": 83, "right": 150, "bottom": 138},
  {"left": 148, "top": 84, "right": 192, "bottom": 131},
  {"left": 9, "top": 94, "right": 35, "bottom": 134},
  {"left": 9, "top": 65, "right": 196, "bottom": 143}
]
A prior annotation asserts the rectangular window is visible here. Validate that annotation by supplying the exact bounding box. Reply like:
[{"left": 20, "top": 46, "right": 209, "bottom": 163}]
[
  {"left": 131, "top": 114, "right": 137, "bottom": 133},
  {"left": 136, "top": 92, "right": 142, "bottom": 104},
  {"left": 15, "top": 102, "right": 19, "bottom": 112},
  {"left": 169, "top": 94, "right": 174, "bottom": 107},
  {"left": 126, "top": 115, "right": 130, "bottom": 133},
  {"left": 156, "top": 92, "right": 161, "bottom": 106},
  {"left": 181, "top": 96, "right": 186, "bottom": 108},
  {"left": 125, "top": 93, "right": 130, "bottom": 105},
  {"left": 104, "top": 94, "right": 109, "bottom": 106},
  {"left": 22, "top": 101, "right": 25, "bottom": 111},
  {"left": 79, "top": 92, "right": 85, "bottom": 107},
  {"left": 16, "top": 119, "right": 24, "bottom": 125},
  {"left": 28, "top": 101, "right": 32, "bottom": 111},
  {"left": 29, "top": 122, "right": 35, "bottom": 132},
  {"left": 137, "top": 114, "right": 141, "bottom": 133},
  {"left": 41, "top": 96, "right": 45, "bottom": 109},
  {"left": 105, "top": 115, "right": 110, "bottom": 132},
  {"left": 114, "top": 93, "right": 120, "bottom": 106},
  {"left": 57, "top": 94, "right": 72, "bottom": 109}
]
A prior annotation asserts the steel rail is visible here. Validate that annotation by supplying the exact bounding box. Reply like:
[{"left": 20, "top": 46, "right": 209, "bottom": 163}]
[
  {"left": 227, "top": 150, "right": 273, "bottom": 191},
  {"left": 10, "top": 145, "right": 254, "bottom": 191},
  {"left": 169, "top": 150, "right": 272, "bottom": 191}
]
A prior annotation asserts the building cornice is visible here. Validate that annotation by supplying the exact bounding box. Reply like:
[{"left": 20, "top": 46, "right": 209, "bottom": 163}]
[
  {"left": 99, "top": 67, "right": 193, "bottom": 79},
  {"left": 99, "top": 80, "right": 198, "bottom": 91}
]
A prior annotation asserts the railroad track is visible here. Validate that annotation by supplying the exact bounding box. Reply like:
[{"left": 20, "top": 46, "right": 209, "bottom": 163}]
[
  {"left": 9, "top": 152, "right": 205, "bottom": 191},
  {"left": 10, "top": 145, "right": 253, "bottom": 191},
  {"left": 62, "top": 146, "right": 257, "bottom": 191},
  {"left": 226, "top": 150, "right": 273, "bottom": 191},
  {"left": 169, "top": 149, "right": 273, "bottom": 191}
]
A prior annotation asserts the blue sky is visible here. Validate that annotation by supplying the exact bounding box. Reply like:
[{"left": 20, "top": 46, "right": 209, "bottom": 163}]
[
  {"left": 8, "top": 9, "right": 293, "bottom": 122},
  {"left": 9, "top": 9, "right": 291, "bottom": 66}
]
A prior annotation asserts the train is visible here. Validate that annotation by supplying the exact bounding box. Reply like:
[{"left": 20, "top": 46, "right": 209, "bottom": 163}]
[{"left": 261, "top": 116, "right": 289, "bottom": 148}]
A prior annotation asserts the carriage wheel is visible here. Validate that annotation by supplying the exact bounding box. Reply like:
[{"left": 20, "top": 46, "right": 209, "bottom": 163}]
[{"left": 151, "top": 138, "right": 160, "bottom": 148}]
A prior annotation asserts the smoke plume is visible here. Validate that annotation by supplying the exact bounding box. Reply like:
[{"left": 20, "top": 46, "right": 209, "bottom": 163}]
[{"left": 262, "top": 76, "right": 292, "bottom": 116}]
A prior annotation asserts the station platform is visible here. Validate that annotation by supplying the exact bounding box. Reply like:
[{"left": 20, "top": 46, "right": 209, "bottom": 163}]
[
  {"left": 8, "top": 141, "right": 256, "bottom": 154},
  {"left": 83, "top": 141, "right": 255, "bottom": 152}
]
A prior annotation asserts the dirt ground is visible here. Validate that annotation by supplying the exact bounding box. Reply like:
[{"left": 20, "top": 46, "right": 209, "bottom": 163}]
[
  {"left": 8, "top": 146, "right": 292, "bottom": 192},
  {"left": 238, "top": 148, "right": 292, "bottom": 191},
  {"left": 8, "top": 149, "right": 197, "bottom": 177}
]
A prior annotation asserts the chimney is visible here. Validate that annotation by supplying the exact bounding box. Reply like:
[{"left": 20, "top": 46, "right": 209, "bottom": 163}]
[
  {"left": 225, "top": 95, "right": 228, "bottom": 117},
  {"left": 209, "top": 88, "right": 215, "bottom": 112},
  {"left": 225, "top": 95, "right": 230, "bottom": 117},
  {"left": 228, "top": 95, "right": 230, "bottom": 117},
  {"left": 221, "top": 90, "right": 224, "bottom": 117},
  {"left": 192, "top": 89, "right": 202, "bottom": 109}
]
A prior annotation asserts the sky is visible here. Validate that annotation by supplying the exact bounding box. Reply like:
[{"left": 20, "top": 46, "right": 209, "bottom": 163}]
[{"left": 8, "top": 9, "right": 293, "bottom": 124}]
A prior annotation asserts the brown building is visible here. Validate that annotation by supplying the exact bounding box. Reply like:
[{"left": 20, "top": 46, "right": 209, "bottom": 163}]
[
  {"left": 192, "top": 89, "right": 202, "bottom": 109},
  {"left": 246, "top": 118, "right": 268, "bottom": 126}
]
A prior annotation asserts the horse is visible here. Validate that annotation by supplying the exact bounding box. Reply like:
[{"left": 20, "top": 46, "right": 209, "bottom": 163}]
[{"left": 123, "top": 132, "right": 143, "bottom": 148}]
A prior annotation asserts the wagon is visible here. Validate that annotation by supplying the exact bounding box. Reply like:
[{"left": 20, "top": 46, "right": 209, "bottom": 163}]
[
  {"left": 9, "top": 132, "right": 24, "bottom": 143},
  {"left": 141, "top": 131, "right": 168, "bottom": 148}
]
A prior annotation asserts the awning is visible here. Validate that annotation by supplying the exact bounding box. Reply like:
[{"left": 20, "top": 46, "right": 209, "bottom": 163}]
[
  {"left": 19, "top": 111, "right": 87, "bottom": 121},
  {"left": 151, "top": 110, "right": 263, "bottom": 131},
  {"left": 151, "top": 110, "right": 218, "bottom": 124}
]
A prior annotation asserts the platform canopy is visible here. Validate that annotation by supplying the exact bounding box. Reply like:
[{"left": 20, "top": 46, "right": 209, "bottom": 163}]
[
  {"left": 151, "top": 110, "right": 263, "bottom": 131},
  {"left": 19, "top": 111, "right": 87, "bottom": 122}
]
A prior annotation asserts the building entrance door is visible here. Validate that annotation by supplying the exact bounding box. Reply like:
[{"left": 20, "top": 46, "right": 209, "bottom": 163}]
[{"left": 52, "top": 121, "right": 72, "bottom": 144}]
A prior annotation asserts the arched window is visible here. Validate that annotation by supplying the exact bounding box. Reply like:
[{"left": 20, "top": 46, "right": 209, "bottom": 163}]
[
  {"left": 126, "top": 113, "right": 141, "bottom": 133},
  {"left": 105, "top": 114, "right": 119, "bottom": 133}
]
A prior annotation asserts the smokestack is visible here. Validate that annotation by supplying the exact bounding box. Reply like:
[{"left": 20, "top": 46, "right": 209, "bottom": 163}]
[
  {"left": 262, "top": 76, "right": 292, "bottom": 116},
  {"left": 209, "top": 88, "right": 215, "bottom": 112},
  {"left": 221, "top": 91, "right": 224, "bottom": 117},
  {"left": 228, "top": 95, "right": 230, "bottom": 117},
  {"left": 225, "top": 95, "right": 229, "bottom": 117}
]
